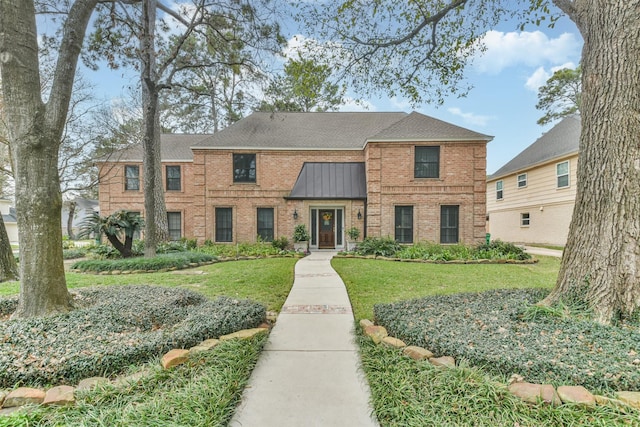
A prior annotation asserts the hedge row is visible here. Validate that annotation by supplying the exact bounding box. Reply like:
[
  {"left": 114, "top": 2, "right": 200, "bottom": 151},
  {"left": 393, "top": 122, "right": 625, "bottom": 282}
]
[
  {"left": 70, "top": 252, "right": 215, "bottom": 273},
  {"left": 374, "top": 289, "right": 640, "bottom": 392},
  {"left": 0, "top": 286, "right": 265, "bottom": 388}
]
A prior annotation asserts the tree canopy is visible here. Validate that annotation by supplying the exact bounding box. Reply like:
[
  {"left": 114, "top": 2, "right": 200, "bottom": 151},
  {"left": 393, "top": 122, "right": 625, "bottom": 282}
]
[{"left": 535, "top": 65, "right": 581, "bottom": 125}]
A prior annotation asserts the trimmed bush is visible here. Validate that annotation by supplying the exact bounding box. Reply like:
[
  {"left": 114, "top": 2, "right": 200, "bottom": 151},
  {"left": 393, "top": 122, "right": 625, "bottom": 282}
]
[
  {"left": 374, "top": 289, "right": 640, "bottom": 392},
  {"left": 198, "top": 241, "right": 290, "bottom": 258},
  {"left": 0, "top": 286, "right": 265, "bottom": 387},
  {"left": 63, "top": 248, "right": 87, "bottom": 260},
  {"left": 71, "top": 252, "right": 214, "bottom": 273},
  {"left": 356, "top": 237, "right": 402, "bottom": 257}
]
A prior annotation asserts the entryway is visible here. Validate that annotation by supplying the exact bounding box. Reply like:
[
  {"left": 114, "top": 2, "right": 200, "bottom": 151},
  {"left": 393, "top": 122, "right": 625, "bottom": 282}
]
[{"left": 318, "top": 209, "right": 335, "bottom": 249}]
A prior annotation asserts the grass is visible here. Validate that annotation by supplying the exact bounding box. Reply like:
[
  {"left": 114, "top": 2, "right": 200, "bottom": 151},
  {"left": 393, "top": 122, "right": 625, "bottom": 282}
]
[
  {"left": 527, "top": 243, "right": 565, "bottom": 251},
  {"left": 360, "top": 337, "right": 639, "bottom": 427},
  {"left": 0, "top": 258, "right": 297, "bottom": 312},
  {"left": 2, "top": 335, "right": 267, "bottom": 427},
  {"left": 332, "top": 255, "right": 560, "bottom": 320}
]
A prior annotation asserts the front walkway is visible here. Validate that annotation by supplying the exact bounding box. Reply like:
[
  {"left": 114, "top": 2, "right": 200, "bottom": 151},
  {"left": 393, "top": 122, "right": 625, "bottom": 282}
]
[{"left": 230, "top": 251, "right": 379, "bottom": 426}]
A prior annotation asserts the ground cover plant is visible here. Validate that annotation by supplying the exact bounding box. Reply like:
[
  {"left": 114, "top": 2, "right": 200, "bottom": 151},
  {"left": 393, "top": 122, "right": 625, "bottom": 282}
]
[
  {"left": 374, "top": 288, "right": 640, "bottom": 392},
  {"left": 332, "top": 256, "right": 559, "bottom": 320},
  {"left": 351, "top": 237, "right": 531, "bottom": 261},
  {"left": 360, "top": 337, "right": 639, "bottom": 427},
  {"left": 0, "top": 285, "right": 265, "bottom": 388},
  {"left": 1, "top": 335, "right": 267, "bottom": 427},
  {"left": 70, "top": 251, "right": 214, "bottom": 273},
  {"left": 198, "top": 240, "right": 300, "bottom": 258}
]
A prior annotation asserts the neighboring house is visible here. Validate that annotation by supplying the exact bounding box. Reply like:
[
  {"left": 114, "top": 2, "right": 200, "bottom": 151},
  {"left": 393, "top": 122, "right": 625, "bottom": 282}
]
[
  {"left": 0, "top": 199, "right": 18, "bottom": 245},
  {"left": 62, "top": 198, "right": 100, "bottom": 237},
  {"left": 97, "top": 112, "right": 491, "bottom": 250},
  {"left": 486, "top": 115, "right": 580, "bottom": 246}
]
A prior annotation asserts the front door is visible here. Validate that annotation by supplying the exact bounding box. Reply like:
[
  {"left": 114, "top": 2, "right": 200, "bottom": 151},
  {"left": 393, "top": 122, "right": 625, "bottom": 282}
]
[{"left": 318, "top": 209, "right": 335, "bottom": 249}]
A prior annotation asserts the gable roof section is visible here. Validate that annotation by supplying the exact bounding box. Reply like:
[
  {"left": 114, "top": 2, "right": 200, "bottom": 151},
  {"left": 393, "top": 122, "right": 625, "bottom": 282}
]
[
  {"left": 192, "top": 112, "right": 407, "bottom": 150},
  {"left": 489, "top": 115, "right": 581, "bottom": 180},
  {"left": 100, "top": 134, "right": 211, "bottom": 162},
  {"left": 288, "top": 162, "right": 367, "bottom": 199},
  {"left": 368, "top": 111, "right": 493, "bottom": 142}
]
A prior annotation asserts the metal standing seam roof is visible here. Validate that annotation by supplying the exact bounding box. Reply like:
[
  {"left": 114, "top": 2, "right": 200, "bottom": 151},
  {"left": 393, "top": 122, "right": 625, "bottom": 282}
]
[
  {"left": 489, "top": 115, "right": 581, "bottom": 180},
  {"left": 288, "top": 162, "right": 367, "bottom": 199}
]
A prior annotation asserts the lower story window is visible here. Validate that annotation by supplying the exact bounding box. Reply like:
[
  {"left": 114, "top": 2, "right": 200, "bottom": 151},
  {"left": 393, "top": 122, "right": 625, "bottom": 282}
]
[
  {"left": 521, "top": 212, "right": 530, "bottom": 227},
  {"left": 216, "top": 207, "right": 233, "bottom": 242},
  {"left": 257, "top": 208, "right": 274, "bottom": 242},
  {"left": 440, "top": 205, "right": 459, "bottom": 244},
  {"left": 167, "top": 212, "right": 181, "bottom": 240},
  {"left": 395, "top": 206, "right": 413, "bottom": 243}
]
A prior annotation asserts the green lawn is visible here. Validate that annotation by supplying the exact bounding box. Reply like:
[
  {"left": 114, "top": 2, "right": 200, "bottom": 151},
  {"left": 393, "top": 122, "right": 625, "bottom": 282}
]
[
  {"left": 0, "top": 258, "right": 297, "bottom": 312},
  {"left": 332, "top": 256, "right": 561, "bottom": 320}
]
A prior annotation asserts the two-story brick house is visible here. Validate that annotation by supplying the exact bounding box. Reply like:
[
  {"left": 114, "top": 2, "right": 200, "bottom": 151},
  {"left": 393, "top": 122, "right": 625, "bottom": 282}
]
[{"left": 97, "top": 111, "right": 491, "bottom": 250}]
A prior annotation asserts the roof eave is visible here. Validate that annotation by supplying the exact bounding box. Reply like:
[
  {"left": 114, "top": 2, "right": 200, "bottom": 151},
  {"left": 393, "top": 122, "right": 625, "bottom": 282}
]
[{"left": 487, "top": 150, "right": 579, "bottom": 182}]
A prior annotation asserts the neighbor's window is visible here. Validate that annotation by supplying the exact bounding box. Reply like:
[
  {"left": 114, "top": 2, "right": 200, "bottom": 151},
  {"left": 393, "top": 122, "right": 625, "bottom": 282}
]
[
  {"left": 395, "top": 206, "right": 413, "bottom": 244},
  {"left": 440, "top": 205, "right": 459, "bottom": 244},
  {"left": 233, "top": 153, "right": 256, "bottom": 183},
  {"left": 166, "top": 165, "right": 181, "bottom": 191},
  {"left": 215, "top": 207, "right": 233, "bottom": 242},
  {"left": 257, "top": 208, "right": 274, "bottom": 242},
  {"left": 496, "top": 180, "right": 503, "bottom": 200},
  {"left": 557, "top": 161, "right": 570, "bottom": 188},
  {"left": 167, "top": 212, "right": 182, "bottom": 240},
  {"left": 125, "top": 165, "right": 140, "bottom": 191},
  {"left": 517, "top": 173, "right": 527, "bottom": 188},
  {"left": 521, "top": 212, "right": 530, "bottom": 227},
  {"left": 414, "top": 146, "right": 440, "bottom": 178}
]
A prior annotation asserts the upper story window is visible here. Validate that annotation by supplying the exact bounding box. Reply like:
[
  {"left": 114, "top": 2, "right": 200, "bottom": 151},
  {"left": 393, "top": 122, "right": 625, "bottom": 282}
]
[
  {"left": 496, "top": 180, "right": 503, "bottom": 200},
  {"left": 166, "top": 165, "right": 181, "bottom": 191},
  {"left": 557, "top": 161, "right": 570, "bottom": 188},
  {"left": 125, "top": 165, "right": 140, "bottom": 191},
  {"left": 517, "top": 173, "right": 527, "bottom": 188},
  {"left": 414, "top": 146, "right": 440, "bottom": 178},
  {"left": 233, "top": 153, "right": 256, "bottom": 183}
]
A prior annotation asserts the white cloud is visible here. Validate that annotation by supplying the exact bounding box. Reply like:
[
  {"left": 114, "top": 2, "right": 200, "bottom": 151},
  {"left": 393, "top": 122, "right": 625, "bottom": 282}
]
[
  {"left": 447, "top": 107, "right": 494, "bottom": 127},
  {"left": 524, "top": 62, "right": 577, "bottom": 92},
  {"left": 473, "top": 31, "right": 581, "bottom": 74}
]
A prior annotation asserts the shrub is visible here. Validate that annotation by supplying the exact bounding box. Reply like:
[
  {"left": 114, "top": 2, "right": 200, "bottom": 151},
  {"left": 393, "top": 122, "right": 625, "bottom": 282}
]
[
  {"left": 63, "top": 249, "right": 87, "bottom": 260},
  {"left": 374, "top": 289, "right": 640, "bottom": 392},
  {"left": 0, "top": 286, "right": 266, "bottom": 387},
  {"left": 71, "top": 252, "right": 214, "bottom": 273},
  {"left": 271, "top": 236, "right": 289, "bottom": 251},
  {"left": 292, "top": 224, "right": 310, "bottom": 242},
  {"left": 355, "top": 236, "right": 402, "bottom": 257},
  {"left": 474, "top": 239, "right": 530, "bottom": 260}
]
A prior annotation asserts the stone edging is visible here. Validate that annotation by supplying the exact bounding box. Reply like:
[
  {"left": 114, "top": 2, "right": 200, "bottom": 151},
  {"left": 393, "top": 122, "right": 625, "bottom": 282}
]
[
  {"left": 335, "top": 254, "right": 537, "bottom": 264},
  {"left": 360, "top": 319, "right": 640, "bottom": 409},
  {"left": 0, "top": 324, "right": 272, "bottom": 416}
]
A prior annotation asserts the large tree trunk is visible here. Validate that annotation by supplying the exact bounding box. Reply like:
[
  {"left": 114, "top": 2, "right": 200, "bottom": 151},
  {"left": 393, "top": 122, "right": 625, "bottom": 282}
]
[
  {"left": 141, "top": 0, "right": 169, "bottom": 258},
  {"left": 0, "top": 0, "right": 98, "bottom": 318},
  {"left": 544, "top": 1, "right": 640, "bottom": 323},
  {"left": 0, "top": 215, "right": 18, "bottom": 282}
]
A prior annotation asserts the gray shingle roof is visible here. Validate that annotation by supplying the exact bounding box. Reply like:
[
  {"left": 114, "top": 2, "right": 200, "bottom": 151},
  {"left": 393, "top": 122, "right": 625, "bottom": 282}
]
[
  {"left": 368, "top": 111, "right": 493, "bottom": 141},
  {"left": 102, "top": 134, "right": 211, "bottom": 162},
  {"left": 192, "top": 111, "right": 490, "bottom": 150},
  {"left": 288, "top": 163, "right": 367, "bottom": 199},
  {"left": 489, "top": 115, "right": 581, "bottom": 179}
]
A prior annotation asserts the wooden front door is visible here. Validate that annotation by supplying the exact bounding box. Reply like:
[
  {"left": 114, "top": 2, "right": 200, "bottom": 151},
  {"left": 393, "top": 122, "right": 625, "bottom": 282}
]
[{"left": 318, "top": 209, "right": 335, "bottom": 249}]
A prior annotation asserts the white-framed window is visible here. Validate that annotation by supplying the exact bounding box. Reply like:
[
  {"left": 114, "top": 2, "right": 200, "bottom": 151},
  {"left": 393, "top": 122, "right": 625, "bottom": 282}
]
[
  {"left": 496, "top": 180, "right": 503, "bottom": 200},
  {"left": 521, "top": 212, "right": 530, "bottom": 227},
  {"left": 557, "top": 161, "right": 570, "bottom": 188},
  {"left": 517, "top": 173, "right": 527, "bottom": 188}
]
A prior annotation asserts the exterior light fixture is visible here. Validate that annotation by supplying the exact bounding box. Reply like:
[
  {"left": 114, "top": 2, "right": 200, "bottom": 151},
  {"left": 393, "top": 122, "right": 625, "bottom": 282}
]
[
  {"left": 357, "top": 209, "right": 362, "bottom": 220},
  {"left": 293, "top": 209, "right": 298, "bottom": 220}
]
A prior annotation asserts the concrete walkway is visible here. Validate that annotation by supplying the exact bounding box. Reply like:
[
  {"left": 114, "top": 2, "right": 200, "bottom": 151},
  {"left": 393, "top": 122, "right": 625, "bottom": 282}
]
[
  {"left": 523, "top": 246, "right": 563, "bottom": 258},
  {"left": 230, "top": 251, "right": 379, "bottom": 427}
]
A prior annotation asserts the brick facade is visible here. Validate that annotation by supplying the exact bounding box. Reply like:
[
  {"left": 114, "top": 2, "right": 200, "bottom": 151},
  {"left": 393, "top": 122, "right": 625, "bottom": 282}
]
[{"left": 97, "top": 112, "right": 489, "bottom": 249}]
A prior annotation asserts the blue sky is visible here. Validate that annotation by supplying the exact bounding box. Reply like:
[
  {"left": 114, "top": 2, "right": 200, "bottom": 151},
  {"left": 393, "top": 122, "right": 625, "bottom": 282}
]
[{"left": 78, "top": 4, "right": 583, "bottom": 175}]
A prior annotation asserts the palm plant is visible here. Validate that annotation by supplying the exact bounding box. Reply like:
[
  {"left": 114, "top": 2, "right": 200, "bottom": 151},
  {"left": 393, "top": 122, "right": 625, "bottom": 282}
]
[{"left": 79, "top": 211, "right": 144, "bottom": 258}]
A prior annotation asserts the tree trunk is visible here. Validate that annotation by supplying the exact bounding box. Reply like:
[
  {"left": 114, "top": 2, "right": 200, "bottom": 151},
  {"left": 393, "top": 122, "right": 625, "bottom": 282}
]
[
  {"left": 0, "top": 0, "right": 98, "bottom": 318},
  {"left": 67, "top": 200, "right": 76, "bottom": 240},
  {"left": 544, "top": 1, "right": 640, "bottom": 323},
  {"left": 141, "top": 0, "right": 169, "bottom": 258},
  {"left": 0, "top": 214, "right": 18, "bottom": 282}
]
